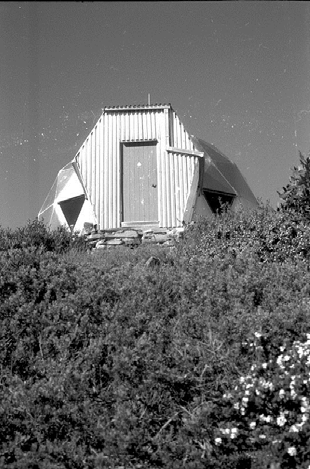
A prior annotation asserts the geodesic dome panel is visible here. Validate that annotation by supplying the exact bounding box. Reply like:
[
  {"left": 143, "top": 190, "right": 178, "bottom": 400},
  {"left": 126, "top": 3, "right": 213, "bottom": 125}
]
[
  {"left": 192, "top": 137, "right": 257, "bottom": 207},
  {"left": 58, "top": 195, "right": 85, "bottom": 229},
  {"left": 202, "top": 157, "right": 237, "bottom": 195},
  {"left": 38, "top": 162, "right": 96, "bottom": 231}
]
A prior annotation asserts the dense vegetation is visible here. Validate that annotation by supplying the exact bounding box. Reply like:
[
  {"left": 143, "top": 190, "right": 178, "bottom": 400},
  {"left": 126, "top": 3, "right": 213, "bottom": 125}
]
[
  {"left": 2, "top": 192, "right": 310, "bottom": 467},
  {"left": 278, "top": 151, "right": 310, "bottom": 221}
]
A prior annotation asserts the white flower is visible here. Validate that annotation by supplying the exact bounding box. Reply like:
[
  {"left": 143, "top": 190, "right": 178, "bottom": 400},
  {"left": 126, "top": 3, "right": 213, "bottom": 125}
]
[
  {"left": 279, "top": 389, "right": 285, "bottom": 399},
  {"left": 233, "top": 402, "right": 240, "bottom": 410},
  {"left": 249, "top": 421, "right": 256, "bottom": 429},
  {"left": 300, "top": 396, "right": 309, "bottom": 413},
  {"left": 287, "top": 446, "right": 297, "bottom": 456},
  {"left": 277, "top": 414, "right": 287, "bottom": 427},
  {"left": 290, "top": 388, "right": 297, "bottom": 399},
  {"left": 259, "top": 434, "right": 266, "bottom": 439},
  {"left": 261, "top": 363, "right": 267, "bottom": 369},
  {"left": 220, "top": 428, "right": 230, "bottom": 435},
  {"left": 230, "top": 428, "right": 238, "bottom": 439},
  {"left": 289, "top": 424, "right": 300, "bottom": 433},
  {"left": 301, "top": 413, "right": 309, "bottom": 424},
  {"left": 259, "top": 414, "right": 273, "bottom": 423},
  {"left": 215, "top": 437, "right": 222, "bottom": 445},
  {"left": 254, "top": 332, "right": 262, "bottom": 339}
]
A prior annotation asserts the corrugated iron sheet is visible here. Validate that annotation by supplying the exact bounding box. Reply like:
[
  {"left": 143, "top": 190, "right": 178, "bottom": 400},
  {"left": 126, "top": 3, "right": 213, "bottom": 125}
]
[
  {"left": 162, "top": 149, "right": 200, "bottom": 226},
  {"left": 75, "top": 104, "right": 200, "bottom": 229}
]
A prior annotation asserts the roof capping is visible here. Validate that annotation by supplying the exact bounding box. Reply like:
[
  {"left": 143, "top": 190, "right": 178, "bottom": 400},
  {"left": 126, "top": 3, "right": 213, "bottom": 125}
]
[
  {"left": 104, "top": 103, "right": 172, "bottom": 112},
  {"left": 167, "top": 146, "right": 204, "bottom": 158}
]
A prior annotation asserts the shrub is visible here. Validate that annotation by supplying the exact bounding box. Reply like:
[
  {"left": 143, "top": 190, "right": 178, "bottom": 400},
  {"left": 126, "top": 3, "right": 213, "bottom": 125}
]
[
  {"left": 212, "top": 332, "right": 310, "bottom": 468},
  {"left": 278, "top": 151, "right": 310, "bottom": 221},
  {"left": 178, "top": 203, "right": 310, "bottom": 264},
  {"left": 0, "top": 218, "right": 86, "bottom": 254},
  {"left": 1, "top": 209, "right": 310, "bottom": 467}
]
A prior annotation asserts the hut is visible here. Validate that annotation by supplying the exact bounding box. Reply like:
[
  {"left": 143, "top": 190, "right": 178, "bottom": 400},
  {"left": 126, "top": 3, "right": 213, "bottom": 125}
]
[{"left": 38, "top": 103, "right": 257, "bottom": 232}]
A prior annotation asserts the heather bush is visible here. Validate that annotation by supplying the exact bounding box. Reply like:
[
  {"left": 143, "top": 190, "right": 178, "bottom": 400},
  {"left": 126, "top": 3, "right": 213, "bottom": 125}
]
[
  {"left": 0, "top": 218, "right": 86, "bottom": 254},
  {"left": 278, "top": 151, "right": 310, "bottom": 221},
  {"left": 212, "top": 332, "right": 310, "bottom": 469},
  {"left": 1, "top": 209, "right": 310, "bottom": 468},
  {"left": 180, "top": 203, "right": 310, "bottom": 264}
]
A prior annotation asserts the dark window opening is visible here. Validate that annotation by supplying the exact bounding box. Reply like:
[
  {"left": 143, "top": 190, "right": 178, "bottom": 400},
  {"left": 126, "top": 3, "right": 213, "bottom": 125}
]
[
  {"left": 58, "top": 194, "right": 85, "bottom": 231},
  {"left": 203, "top": 189, "right": 235, "bottom": 214}
]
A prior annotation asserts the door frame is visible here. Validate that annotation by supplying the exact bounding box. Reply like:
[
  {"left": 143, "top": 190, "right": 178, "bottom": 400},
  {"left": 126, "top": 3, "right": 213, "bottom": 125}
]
[{"left": 120, "top": 139, "right": 158, "bottom": 225}]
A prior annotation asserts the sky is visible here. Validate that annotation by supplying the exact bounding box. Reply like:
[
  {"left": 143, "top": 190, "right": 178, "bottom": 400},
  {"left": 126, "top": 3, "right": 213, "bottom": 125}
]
[{"left": 1, "top": 1, "right": 310, "bottom": 229}]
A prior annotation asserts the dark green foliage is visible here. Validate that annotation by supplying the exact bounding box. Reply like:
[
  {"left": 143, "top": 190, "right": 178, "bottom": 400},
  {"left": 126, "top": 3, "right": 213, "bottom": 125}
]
[
  {"left": 1, "top": 209, "right": 310, "bottom": 468},
  {"left": 0, "top": 218, "right": 86, "bottom": 254},
  {"left": 278, "top": 151, "right": 310, "bottom": 220}
]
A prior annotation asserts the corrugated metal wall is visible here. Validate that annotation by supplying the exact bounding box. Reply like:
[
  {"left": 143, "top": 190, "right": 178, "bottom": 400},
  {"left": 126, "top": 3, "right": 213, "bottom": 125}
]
[
  {"left": 170, "top": 109, "right": 195, "bottom": 151},
  {"left": 75, "top": 105, "right": 199, "bottom": 229},
  {"left": 162, "top": 149, "right": 198, "bottom": 226}
]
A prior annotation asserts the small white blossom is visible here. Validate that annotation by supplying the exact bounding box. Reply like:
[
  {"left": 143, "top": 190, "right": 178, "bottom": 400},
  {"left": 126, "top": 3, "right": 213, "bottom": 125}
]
[
  {"left": 276, "top": 355, "right": 283, "bottom": 366},
  {"left": 301, "top": 413, "right": 309, "bottom": 424},
  {"left": 287, "top": 446, "right": 297, "bottom": 456},
  {"left": 230, "top": 428, "right": 238, "bottom": 439},
  {"left": 261, "top": 363, "right": 267, "bottom": 369},
  {"left": 289, "top": 424, "right": 300, "bottom": 433},
  {"left": 276, "top": 414, "right": 287, "bottom": 427},
  {"left": 215, "top": 437, "right": 222, "bottom": 445},
  {"left": 249, "top": 421, "right": 256, "bottom": 429},
  {"left": 254, "top": 332, "right": 262, "bottom": 339},
  {"left": 290, "top": 388, "right": 297, "bottom": 399},
  {"left": 265, "top": 415, "right": 273, "bottom": 423},
  {"left": 259, "top": 414, "right": 273, "bottom": 423},
  {"left": 220, "top": 428, "right": 230, "bottom": 435},
  {"left": 279, "top": 389, "right": 285, "bottom": 398}
]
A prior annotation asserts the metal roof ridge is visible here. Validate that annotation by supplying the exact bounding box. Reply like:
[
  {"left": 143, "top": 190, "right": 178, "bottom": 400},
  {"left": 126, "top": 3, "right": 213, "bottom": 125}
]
[{"left": 104, "top": 103, "right": 172, "bottom": 111}]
